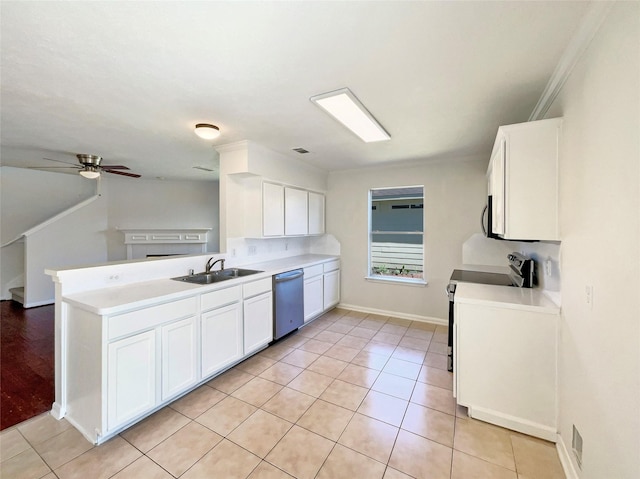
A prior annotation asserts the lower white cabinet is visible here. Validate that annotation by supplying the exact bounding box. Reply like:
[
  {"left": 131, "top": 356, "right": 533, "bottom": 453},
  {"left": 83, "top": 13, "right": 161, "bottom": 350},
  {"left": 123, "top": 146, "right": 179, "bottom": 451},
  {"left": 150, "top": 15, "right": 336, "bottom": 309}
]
[
  {"left": 107, "top": 330, "right": 157, "bottom": 431},
  {"left": 455, "top": 301, "right": 558, "bottom": 441},
  {"left": 323, "top": 269, "right": 340, "bottom": 310},
  {"left": 243, "top": 291, "right": 273, "bottom": 354},
  {"left": 201, "top": 303, "right": 243, "bottom": 377},
  {"left": 304, "top": 275, "right": 323, "bottom": 322},
  {"left": 161, "top": 316, "right": 198, "bottom": 401}
]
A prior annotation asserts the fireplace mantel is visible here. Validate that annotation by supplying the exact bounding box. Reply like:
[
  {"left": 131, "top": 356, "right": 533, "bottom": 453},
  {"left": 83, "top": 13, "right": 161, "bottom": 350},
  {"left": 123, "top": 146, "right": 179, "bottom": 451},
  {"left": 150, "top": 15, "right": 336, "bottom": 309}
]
[{"left": 119, "top": 228, "right": 211, "bottom": 259}]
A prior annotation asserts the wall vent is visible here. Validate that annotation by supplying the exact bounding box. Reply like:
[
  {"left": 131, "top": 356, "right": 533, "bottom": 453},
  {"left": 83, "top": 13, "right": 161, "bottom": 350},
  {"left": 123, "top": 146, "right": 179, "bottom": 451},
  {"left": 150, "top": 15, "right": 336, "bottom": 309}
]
[
  {"left": 292, "top": 148, "right": 309, "bottom": 154},
  {"left": 572, "top": 424, "right": 583, "bottom": 469}
]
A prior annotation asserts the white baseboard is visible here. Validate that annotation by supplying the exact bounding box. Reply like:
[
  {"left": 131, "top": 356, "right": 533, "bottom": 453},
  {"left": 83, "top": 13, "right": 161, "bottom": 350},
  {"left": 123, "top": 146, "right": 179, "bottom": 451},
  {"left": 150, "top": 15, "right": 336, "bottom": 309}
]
[
  {"left": 467, "top": 405, "right": 557, "bottom": 442},
  {"left": 556, "top": 433, "right": 580, "bottom": 479},
  {"left": 337, "top": 302, "right": 447, "bottom": 326},
  {"left": 23, "top": 299, "right": 54, "bottom": 308}
]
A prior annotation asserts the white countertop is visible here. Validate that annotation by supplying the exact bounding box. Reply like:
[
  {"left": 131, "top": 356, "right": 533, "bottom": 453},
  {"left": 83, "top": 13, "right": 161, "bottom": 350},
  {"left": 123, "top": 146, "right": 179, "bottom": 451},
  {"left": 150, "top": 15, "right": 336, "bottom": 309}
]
[
  {"left": 454, "top": 283, "right": 560, "bottom": 314},
  {"left": 64, "top": 254, "right": 338, "bottom": 316}
]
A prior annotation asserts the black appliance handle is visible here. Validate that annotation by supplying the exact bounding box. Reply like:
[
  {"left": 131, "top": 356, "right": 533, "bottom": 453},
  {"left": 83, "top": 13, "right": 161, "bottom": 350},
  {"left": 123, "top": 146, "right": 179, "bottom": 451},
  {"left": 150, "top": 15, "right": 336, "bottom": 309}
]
[{"left": 481, "top": 204, "right": 488, "bottom": 236}]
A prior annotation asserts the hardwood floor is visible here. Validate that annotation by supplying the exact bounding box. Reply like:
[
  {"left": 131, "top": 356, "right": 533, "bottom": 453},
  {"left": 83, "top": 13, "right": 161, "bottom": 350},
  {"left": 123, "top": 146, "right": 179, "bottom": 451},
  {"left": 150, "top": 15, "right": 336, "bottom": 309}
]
[{"left": 0, "top": 300, "right": 55, "bottom": 430}]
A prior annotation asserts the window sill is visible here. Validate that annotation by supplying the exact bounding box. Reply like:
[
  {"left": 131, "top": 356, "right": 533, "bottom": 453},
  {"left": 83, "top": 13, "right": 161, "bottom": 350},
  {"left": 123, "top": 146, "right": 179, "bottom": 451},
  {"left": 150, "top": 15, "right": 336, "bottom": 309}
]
[{"left": 365, "top": 276, "right": 428, "bottom": 287}]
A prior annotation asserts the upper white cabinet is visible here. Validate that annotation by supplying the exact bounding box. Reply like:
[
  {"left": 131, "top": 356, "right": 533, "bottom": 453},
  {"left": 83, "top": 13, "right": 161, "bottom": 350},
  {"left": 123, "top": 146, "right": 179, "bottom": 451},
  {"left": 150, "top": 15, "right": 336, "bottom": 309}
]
[
  {"left": 284, "top": 187, "right": 309, "bottom": 236},
  {"left": 487, "top": 118, "right": 562, "bottom": 241},
  {"left": 308, "top": 191, "right": 325, "bottom": 235},
  {"left": 263, "top": 182, "right": 285, "bottom": 237},
  {"left": 248, "top": 180, "right": 325, "bottom": 238}
]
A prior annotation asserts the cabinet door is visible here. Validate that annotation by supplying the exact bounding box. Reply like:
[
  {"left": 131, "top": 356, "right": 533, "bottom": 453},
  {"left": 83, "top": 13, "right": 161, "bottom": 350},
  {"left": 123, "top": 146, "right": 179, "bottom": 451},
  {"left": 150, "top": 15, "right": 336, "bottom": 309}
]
[
  {"left": 263, "top": 182, "right": 285, "bottom": 237},
  {"left": 308, "top": 192, "right": 325, "bottom": 235},
  {"left": 491, "top": 138, "right": 506, "bottom": 236},
  {"left": 161, "top": 317, "right": 198, "bottom": 401},
  {"left": 284, "top": 187, "right": 308, "bottom": 236},
  {"left": 244, "top": 291, "right": 273, "bottom": 354},
  {"left": 201, "top": 303, "right": 243, "bottom": 378},
  {"left": 323, "top": 270, "right": 340, "bottom": 310},
  {"left": 107, "top": 330, "right": 156, "bottom": 430},
  {"left": 304, "top": 275, "right": 324, "bottom": 322}
]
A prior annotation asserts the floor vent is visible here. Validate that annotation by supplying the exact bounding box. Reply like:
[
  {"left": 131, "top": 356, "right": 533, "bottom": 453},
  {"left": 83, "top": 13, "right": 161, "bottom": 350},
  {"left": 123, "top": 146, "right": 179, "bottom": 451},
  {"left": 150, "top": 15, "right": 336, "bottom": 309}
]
[{"left": 572, "top": 424, "right": 583, "bottom": 469}]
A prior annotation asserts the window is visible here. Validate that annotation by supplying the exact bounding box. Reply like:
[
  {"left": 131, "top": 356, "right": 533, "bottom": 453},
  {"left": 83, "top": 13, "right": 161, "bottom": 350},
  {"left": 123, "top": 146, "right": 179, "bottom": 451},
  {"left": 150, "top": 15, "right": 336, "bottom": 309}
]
[{"left": 368, "top": 186, "right": 425, "bottom": 283}]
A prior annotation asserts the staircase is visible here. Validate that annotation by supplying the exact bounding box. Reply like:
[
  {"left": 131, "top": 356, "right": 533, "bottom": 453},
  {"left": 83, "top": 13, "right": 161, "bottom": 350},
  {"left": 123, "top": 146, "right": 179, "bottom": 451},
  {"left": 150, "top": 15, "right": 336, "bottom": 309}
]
[{"left": 9, "top": 287, "right": 25, "bottom": 305}]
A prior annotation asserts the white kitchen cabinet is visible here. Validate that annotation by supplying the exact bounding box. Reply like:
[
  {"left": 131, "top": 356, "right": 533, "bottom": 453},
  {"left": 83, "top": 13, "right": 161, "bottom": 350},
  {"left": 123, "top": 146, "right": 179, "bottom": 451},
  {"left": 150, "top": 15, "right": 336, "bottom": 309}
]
[
  {"left": 303, "top": 264, "right": 324, "bottom": 322},
  {"left": 285, "top": 187, "right": 309, "bottom": 236},
  {"left": 263, "top": 182, "right": 285, "bottom": 236},
  {"left": 243, "top": 292, "right": 273, "bottom": 354},
  {"left": 161, "top": 316, "right": 198, "bottom": 401},
  {"left": 487, "top": 117, "right": 561, "bottom": 241},
  {"left": 201, "top": 302, "right": 243, "bottom": 377},
  {"left": 243, "top": 277, "right": 273, "bottom": 354},
  {"left": 323, "top": 260, "right": 341, "bottom": 310},
  {"left": 308, "top": 191, "right": 325, "bottom": 235},
  {"left": 455, "top": 299, "right": 558, "bottom": 441},
  {"left": 107, "top": 330, "right": 157, "bottom": 431}
]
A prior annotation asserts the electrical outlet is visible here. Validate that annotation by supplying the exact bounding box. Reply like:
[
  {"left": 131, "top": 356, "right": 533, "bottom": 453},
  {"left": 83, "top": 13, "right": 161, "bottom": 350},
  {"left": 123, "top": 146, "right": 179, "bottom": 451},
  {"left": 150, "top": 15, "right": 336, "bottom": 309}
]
[
  {"left": 545, "top": 259, "right": 552, "bottom": 276},
  {"left": 107, "top": 273, "right": 121, "bottom": 282},
  {"left": 285, "top": 241, "right": 289, "bottom": 251},
  {"left": 231, "top": 248, "right": 236, "bottom": 257},
  {"left": 248, "top": 245, "right": 257, "bottom": 256},
  {"left": 585, "top": 285, "right": 593, "bottom": 309}
]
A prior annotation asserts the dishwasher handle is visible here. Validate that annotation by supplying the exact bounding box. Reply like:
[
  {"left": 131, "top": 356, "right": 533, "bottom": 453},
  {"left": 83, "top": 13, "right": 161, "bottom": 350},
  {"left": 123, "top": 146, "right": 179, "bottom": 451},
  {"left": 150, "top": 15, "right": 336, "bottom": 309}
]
[{"left": 274, "top": 269, "right": 304, "bottom": 282}]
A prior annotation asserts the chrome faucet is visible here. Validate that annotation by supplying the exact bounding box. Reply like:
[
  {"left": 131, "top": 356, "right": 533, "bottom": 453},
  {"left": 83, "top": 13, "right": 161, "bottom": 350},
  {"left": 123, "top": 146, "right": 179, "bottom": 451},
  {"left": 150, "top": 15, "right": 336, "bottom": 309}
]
[{"left": 205, "top": 257, "right": 225, "bottom": 273}]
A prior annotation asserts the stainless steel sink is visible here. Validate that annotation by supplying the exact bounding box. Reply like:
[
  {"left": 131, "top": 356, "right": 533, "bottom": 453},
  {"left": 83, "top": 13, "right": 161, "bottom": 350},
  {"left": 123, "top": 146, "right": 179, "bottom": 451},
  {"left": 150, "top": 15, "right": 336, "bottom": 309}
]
[{"left": 172, "top": 268, "right": 263, "bottom": 284}]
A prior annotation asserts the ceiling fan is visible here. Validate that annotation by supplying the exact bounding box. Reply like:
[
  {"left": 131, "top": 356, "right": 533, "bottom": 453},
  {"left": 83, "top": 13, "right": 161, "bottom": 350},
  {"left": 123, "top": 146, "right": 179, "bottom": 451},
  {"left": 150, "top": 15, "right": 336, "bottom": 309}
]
[{"left": 30, "top": 154, "right": 141, "bottom": 179}]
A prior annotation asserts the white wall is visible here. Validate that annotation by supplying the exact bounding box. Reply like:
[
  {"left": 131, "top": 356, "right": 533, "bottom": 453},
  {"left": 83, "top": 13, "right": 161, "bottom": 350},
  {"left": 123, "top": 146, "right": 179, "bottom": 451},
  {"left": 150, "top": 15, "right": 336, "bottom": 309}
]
[
  {"left": 327, "top": 157, "right": 487, "bottom": 321},
  {"left": 0, "top": 168, "right": 220, "bottom": 302},
  {"left": 0, "top": 167, "right": 96, "bottom": 242},
  {"left": 0, "top": 167, "right": 97, "bottom": 299},
  {"left": 546, "top": 3, "right": 639, "bottom": 478},
  {"left": 104, "top": 176, "right": 220, "bottom": 259}
]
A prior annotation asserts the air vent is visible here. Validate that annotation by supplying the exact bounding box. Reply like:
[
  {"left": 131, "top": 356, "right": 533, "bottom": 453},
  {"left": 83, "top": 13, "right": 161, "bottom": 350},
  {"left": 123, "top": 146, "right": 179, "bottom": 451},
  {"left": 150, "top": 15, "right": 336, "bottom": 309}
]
[
  {"left": 292, "top": 148, "right": 309, "bottom": 154},
  {"left": 572, "top": 425, "right": 583, "bottom": 469},
  {"left": 192, "top": 166, "right": 215, "bottom": 172}
]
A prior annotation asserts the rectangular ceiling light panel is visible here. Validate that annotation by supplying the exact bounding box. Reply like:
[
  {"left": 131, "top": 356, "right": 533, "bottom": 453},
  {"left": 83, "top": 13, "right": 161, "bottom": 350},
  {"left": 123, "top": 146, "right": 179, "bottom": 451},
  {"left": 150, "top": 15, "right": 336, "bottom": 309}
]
[{"left": 310, "top": 88, "right": 390, "bottom": 143}]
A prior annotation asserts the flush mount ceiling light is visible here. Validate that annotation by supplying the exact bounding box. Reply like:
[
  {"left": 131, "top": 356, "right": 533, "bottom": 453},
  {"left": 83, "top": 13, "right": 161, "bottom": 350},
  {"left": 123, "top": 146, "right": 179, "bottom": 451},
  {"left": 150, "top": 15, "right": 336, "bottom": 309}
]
[
  {"left": 79, "top": 167, "right": 100, "bottom": 179},
  {"left": 194, "top": 123, "right": 220, "bottom": 140},
  {"left": 310, "top": 88, "right": 390, "bottom": 143}
]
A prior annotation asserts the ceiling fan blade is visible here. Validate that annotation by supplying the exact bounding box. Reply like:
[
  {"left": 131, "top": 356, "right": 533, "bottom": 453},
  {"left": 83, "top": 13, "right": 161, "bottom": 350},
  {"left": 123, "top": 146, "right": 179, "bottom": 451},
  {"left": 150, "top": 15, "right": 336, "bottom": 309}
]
[
  {"left": 43, "top": 157, "right": 77, "bottom": 166},
  {"left": 100, "top": 165, "right": 130, "bottom": 170},
  {"left": 104, "top": 169, "right": 141, "bottom": 178},
  {"left": 28, "top": 166, "right": 79, "bottom": 169}
]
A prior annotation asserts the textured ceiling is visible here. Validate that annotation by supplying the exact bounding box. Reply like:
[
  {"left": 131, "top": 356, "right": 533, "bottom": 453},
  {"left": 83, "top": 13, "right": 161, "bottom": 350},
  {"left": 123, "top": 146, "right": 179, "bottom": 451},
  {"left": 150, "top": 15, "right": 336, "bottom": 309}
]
[{"left": 0, "top": 1, "right": 590, "bottom": 181}]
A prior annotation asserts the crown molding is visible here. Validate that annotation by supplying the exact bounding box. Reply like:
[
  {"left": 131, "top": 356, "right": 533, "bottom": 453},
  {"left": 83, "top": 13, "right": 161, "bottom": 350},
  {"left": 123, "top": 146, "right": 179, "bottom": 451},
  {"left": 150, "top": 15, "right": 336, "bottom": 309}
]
[{"left": 529, "top": 2, "right": 613, "bottom": 121}]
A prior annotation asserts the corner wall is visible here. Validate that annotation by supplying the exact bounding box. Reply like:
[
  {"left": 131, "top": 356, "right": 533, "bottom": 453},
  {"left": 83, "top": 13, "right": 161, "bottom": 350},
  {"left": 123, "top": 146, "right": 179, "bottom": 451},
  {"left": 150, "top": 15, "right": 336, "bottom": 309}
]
[
  {"left": 546, "top": 3, "right": 639, "bottom": 477},
  {"left": 327, "top": 157, "right": 487, "bottom": 321}
]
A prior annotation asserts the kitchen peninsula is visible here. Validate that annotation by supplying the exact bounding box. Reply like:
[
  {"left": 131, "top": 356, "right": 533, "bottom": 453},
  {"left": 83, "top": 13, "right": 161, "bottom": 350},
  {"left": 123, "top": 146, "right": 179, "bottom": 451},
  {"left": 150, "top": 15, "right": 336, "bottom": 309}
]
[{"left": 46, "top": 253, "right": 340, "bottom": 444}]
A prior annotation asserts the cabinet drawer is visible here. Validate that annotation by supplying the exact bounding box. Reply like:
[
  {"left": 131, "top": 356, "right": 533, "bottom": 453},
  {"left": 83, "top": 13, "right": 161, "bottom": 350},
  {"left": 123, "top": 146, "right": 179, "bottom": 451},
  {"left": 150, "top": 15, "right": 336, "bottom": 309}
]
[
  {"left": 304, "top": 264, "right": 324, "bottom": 278},
  {"left": 108, "top": 297, "right": 197, "bottom": 340},
  {"left": 243, "top": 277, "right": 272, "bottom": 299},
  {"left": 323, "top": 259, "right": 340, "bottom": 273},
  {"left": 202, "top": 285, "right": 242, "bottom": 311}
]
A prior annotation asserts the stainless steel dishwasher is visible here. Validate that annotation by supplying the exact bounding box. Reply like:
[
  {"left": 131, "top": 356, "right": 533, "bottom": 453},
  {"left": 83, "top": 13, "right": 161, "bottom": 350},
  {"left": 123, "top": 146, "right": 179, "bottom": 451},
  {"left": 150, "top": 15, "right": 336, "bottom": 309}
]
[{"left": 273, "top": 269, "right": 304, "bottom": 340}]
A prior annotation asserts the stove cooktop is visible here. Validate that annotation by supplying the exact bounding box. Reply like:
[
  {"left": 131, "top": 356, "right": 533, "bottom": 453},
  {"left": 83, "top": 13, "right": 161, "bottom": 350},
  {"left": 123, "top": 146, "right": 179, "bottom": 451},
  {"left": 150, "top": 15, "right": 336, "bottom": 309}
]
[{"left": 449, "top": 269, "right": 515, "bottom": 287}]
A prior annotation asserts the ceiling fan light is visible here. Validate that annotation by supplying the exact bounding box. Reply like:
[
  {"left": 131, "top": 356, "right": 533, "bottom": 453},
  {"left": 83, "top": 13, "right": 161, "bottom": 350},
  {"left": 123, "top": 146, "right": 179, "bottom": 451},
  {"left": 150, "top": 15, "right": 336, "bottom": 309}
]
[
  {"left": 79, "top": 169, "right": 100, "bottom": 179},
  {"left": 194, "top": 123, "right": 220, "bottom": 140}
]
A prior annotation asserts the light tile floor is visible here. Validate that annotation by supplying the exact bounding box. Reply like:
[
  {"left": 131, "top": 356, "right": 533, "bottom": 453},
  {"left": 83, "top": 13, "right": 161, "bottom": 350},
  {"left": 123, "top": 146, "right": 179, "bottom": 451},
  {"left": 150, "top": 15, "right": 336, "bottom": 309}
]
[{"left": 0, "top": 308, "right": 566, "bottom": 479}]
